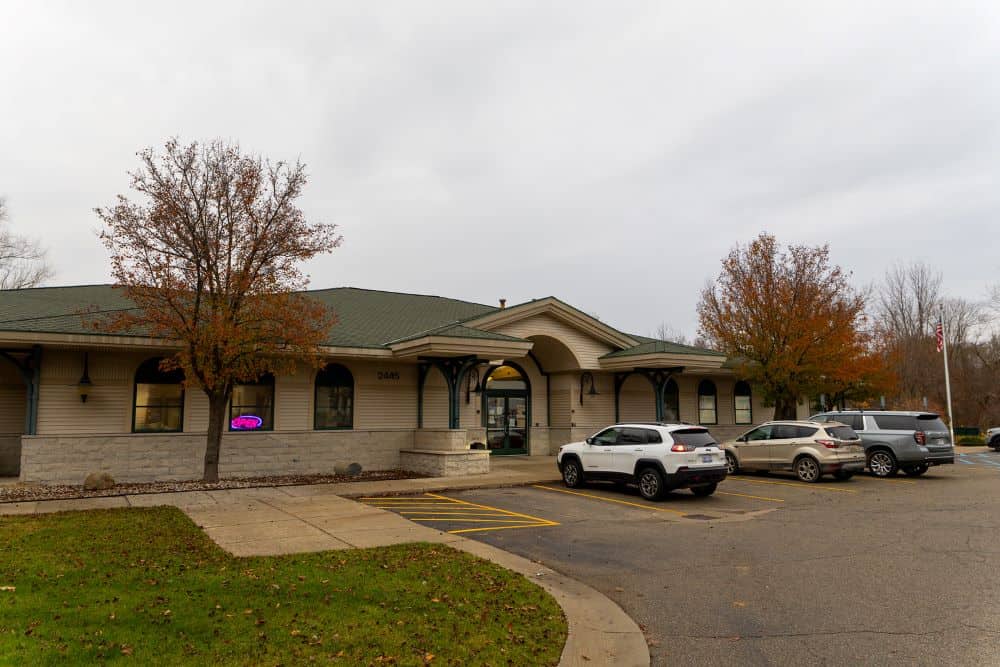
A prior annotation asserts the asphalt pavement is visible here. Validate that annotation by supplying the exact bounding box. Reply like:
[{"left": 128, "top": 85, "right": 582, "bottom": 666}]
[{"left": 369, "top": 451, "right": 1000, "bottom": 666}]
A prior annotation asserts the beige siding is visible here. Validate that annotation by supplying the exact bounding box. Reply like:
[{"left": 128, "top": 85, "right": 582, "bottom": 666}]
[
  {"left": 619, "top": 374, "right": 654, "bottom": 423},
  {"left": 573, "top": 372, "right": 614, "bottom": 430},
  {"left": 37, "top": 349, "right": 156, "bottom": 435},
  {"left": 549, "top": 374, "right": 572, "bottom": 427},
  {"left": 184, "top": 390, "right": 210, "bottom": 432},
  {"left": 353, "top": 361, "right": 418, "bottom": 429},
  {"left": 421, "top": 365, "right": 449, "bottom": 428},
  {"left": 0, "top": 385, "right": 25, "bottom": 433},
  {"left": 491, "top": 313, "right": 615, "bottom": 369}
]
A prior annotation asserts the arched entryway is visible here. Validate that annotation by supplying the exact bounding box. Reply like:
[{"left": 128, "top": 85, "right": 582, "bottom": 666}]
[{"left": 483, "top": 364, "right": 530, "bottom": 454}]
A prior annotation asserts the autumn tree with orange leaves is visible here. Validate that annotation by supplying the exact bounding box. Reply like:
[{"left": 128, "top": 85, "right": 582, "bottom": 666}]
[
  {"left": 698, "top": 233, "right": 895, "bottom": 419},
  {"left": 96, "top": 139, "right": 341, "bottom": 481}
]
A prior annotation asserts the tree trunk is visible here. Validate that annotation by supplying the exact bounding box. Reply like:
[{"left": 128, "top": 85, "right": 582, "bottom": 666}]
[
  {"left": 773, "top": 394, "right": 799, "bottom": 420},
  {"left": 204, "top": 392, "right": 229, "bottom": 482}
]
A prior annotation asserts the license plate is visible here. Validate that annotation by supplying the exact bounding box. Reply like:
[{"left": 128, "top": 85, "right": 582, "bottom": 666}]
[{"left": 701, "top": 455, "right": 713, "bottom": 463}]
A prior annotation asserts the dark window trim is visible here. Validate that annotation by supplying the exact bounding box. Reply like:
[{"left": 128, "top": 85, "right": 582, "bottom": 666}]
[
  {"left": 132, "top": 357, "right": 185, "bottom": 434},
  {"left": 314, "top": 363, "right": 355, "bottom": 430},
  {"left": 228, "top": 373, "right": 276, "bottom": 432},
  {"left": 734, "top": 380, "right": 752, "bottom": 425},
  {"left": 697, "top": 379, "right": 718, "bottom": 425}
]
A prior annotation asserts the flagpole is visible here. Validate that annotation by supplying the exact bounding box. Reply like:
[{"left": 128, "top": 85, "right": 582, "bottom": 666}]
[{"left": 940, "top": 307, "right": 956, "bottom": 446}]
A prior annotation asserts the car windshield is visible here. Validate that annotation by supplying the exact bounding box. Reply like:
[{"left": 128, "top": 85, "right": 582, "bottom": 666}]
[
  {"left": 672, "top": 429, "right": 716, "bottom": 448},
  {"left": 916, "top": 415, "right": 949, "bottom": 432},
  {"left": 826, "top": 425, "right": 860, "bottom": 440}
]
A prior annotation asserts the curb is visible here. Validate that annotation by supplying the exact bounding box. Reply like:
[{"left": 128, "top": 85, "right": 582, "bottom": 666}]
[
  {"left": 451, "top": 537, "right": 650, "bottom": 667},
  {"left": 333, "top": 477, "right": 564, "bottom": 499}
]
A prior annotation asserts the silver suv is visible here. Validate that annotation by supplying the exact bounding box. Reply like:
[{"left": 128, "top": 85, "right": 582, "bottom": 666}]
[
  {"left": 556, "top": 423, "right": 728, "bottom": 500},
  {"left": 987, "top": 427, "right": 1000, "bottom": 451},
  {"left": 811, "top": 411, "right": 954, "bottom": 477}
]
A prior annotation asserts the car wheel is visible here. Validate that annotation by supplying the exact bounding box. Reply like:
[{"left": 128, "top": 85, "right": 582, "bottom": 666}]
[
  {"left": 691, "top": 483, "right": 717, "bottom": 497},
  {"left": 990, "top": 438, "right": 1000, "bottom": 451},
  {"left": 725, "top": 452, "right": 739, "bottom": 475},
  {"left": 561, "top": 459, "right": 585, "bottom": 488},
  {"left": 637, "top": 467, "right": 666, "bottom": 501},
  {"left": 867, "top": 450, "right": 898, "bottom": 477},
  {"left": 833, "top": 470, "right": 854, "bottom": 481},
  {"left": 794, "top": 456, "right": 822, "bottom": 483},
  {"left": 902, "top": 463, "right": 929, "bottom": 476}
]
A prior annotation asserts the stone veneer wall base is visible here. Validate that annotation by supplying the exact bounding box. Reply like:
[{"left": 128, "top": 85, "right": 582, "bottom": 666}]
[
  {"left": 20, "top": 430, "right": 414, "bottom": 485},
  {"left": 399, "top": 450, "right": 491, "bottom": 477}
]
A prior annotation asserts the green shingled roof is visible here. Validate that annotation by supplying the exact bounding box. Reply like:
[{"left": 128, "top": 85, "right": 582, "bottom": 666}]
[
  {"left": 601, "top": 337, "right": 726, "bottom": 359},
  {"left": 0, "top": 285, "right": 502, "bottom": 349},
  {"left": 390, "top": 323, "right": 528, "bottom": 345}
]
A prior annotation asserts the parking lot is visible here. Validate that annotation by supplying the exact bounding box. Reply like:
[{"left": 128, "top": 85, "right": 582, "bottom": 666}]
[{"left": 363, "top": 448, "right": 1000, "bottom": 666}]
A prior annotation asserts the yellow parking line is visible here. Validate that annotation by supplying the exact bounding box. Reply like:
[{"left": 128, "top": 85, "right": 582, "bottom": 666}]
[
  {"left": 727, "top": 478, "right": 858, "bottom": 493},
  {"left": 408, "top": 518, "right": 543, "bottom": 523},
  {"left": 716, "top": 490, "right": 785, "bottom": 503},
  {"left": 399, "top": 510, "right": 523, "bottom": 521},
  {"left": 425, "top": 493, "right": 557, "bottom": 525},
  {"left": 449, "top": 524, "right": 554, "bottom": 535},
  {"left": 532, "top": 484, "right": 689, "bottom": 516},
  {"left": 359, "top": 497, "right": 456, "bottom": 501}
]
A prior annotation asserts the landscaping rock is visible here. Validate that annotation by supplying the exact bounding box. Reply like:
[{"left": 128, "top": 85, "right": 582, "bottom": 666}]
[
  {"left": 346, "top": 463, "right": 363, "bottom": 477},
  {"left": 83, "top": 472, "right": 115, "bottom": 491},
  {"left": 334, "top": 463, "right": 350, "bottom": 475}
]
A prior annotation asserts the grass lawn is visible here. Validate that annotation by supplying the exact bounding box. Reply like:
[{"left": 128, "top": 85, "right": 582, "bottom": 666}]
[{"left": 0, "top": 507, "right": 565, "bottom": 665}]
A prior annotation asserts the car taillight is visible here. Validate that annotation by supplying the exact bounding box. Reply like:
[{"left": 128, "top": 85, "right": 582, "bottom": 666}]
[
  {"left": 816, "top": 439, "right": 839, "bottom": 449},
  {"left": 671, "top": 443, "right": 694, "bottom": 452},
  {"left": 914, "top": 432, "right": 926, "bottom": 445}
]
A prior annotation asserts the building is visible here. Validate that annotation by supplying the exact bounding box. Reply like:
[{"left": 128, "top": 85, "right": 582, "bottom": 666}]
[{"left": 0, "top": 285, "right": 807, "bottom": 484}]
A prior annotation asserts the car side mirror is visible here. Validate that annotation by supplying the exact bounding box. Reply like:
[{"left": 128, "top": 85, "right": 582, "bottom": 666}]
[
  {"left": 585, "top": 437, "right": 594, "bottom": 445},
  {"left": 738, "top": 436, "right": 746, "bottom": 442}
]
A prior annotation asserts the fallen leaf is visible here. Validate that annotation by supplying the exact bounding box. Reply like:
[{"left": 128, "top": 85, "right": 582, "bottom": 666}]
[{"left": 0, "top": 586, "right": 15, "bottom": 592}]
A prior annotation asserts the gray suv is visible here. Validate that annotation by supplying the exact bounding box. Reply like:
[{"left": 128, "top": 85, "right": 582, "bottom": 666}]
[{"left": 811, "top": 411, "right": 954, "bottom": 477}]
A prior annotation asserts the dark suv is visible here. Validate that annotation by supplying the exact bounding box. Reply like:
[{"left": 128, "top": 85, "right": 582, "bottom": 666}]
[{"left": 811, "top": 411, "right": 954, "bottom": 477}]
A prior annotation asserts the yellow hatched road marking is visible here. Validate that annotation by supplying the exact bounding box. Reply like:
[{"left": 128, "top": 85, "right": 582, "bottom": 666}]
[
  {"left": 424, "top": 493, "right": 558, "bottom": 526},
  {"left": 716, "top": 490, "right": 785, "bottom": 503},
  {"left": 399, "top": 510, "right": 523, "bottom": 521},
  {"left": 449, "top": 524, "right": 556, "bottom": 535},
  {"left": 364, "top": 492, "right": 559, "bottom": 534},
  {"left": 532, "top": 484, "right": 690, "bottom": 516},
  {"left": 407, "top": 518, "right": 542, "bottom": 523},
  {"left": 726, "top": 478, "right": 858, "bottom": 493}
]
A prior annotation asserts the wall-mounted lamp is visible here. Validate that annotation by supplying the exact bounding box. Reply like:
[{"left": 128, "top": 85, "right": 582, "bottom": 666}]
[
  {"left": 77, "top": 352, "right": 93, "bottom": 403},
  {"left": 579, "top": 371, "right": 598, "bottom": 405},
  {"left": 465, "top": 367, "right": 482, "bottom": 404}
]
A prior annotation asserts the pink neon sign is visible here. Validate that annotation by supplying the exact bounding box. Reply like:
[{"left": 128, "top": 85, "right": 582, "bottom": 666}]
[{"left": 231, "top": 415, "right": 264, "bottom": 430}]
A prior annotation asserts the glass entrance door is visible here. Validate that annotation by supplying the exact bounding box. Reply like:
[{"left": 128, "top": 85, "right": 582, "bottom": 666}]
[{"left": 486, "top": 394, "right": 527, "bottom": 454}]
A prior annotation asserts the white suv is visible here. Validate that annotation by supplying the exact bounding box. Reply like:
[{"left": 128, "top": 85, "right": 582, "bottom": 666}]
[{"left": 556, "top": 423, "right": 728, "bottom": 500}]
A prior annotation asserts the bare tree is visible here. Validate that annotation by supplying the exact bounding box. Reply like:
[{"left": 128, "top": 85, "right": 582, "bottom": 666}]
[
  {"left": 0, "top": 198, "right": 54, "bottom": 289},
  {"left": 876, "top": 262, "right": 942, "bottom": 339},
  {"left": 653, "top": 323, "right": 691, "bottom": 345}
]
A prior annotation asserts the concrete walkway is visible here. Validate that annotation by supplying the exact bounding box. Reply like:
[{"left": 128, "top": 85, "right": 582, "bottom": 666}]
[{"left": 0, "top": 456, "right": 649, "bottom": 666}]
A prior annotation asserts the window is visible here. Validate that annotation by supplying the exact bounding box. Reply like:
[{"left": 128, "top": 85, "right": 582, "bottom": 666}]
[
  {"left": 643, "top": 429, "right": 663, "bottom": 444},
  {"left": 229, "top": 373, "right": 274, "bottom": 431},
  {"left": 745, "top": 425, "right": 772, "bottom": 441},
  {"left": 770, "top": 424, "right": 797, "bottom": 439},
  {"left": 314, "top": 364, "right": 354, "bottom": 429},
  {"left": 620, "top": 428, "right": 647, "bottom": 444},
  {"left": 698, "top": 380, "right": 717, "bottom": 424},
  {"left": 826, "top": 425, "right": 860, "bottom": 441},
  {"left": 662, "top": 379, "right": 680, "bottom": 422},
  {"left": 671, "top": 428, "right": 717, "bottom": 448},
  {"left": 133, "top": 357, "right": 184, "bottom": 433},
  {"left": 734, "top": 381, "right": 752, "bottom": 424},
  {"left": 872, "top": 415, "right": 916, "bottom": 431},
  {"left": 833, "top": 414, "right": 864, "bottom": 430},
  {"left": 592, "top": 428, "right": 621, "bottom": 445}
]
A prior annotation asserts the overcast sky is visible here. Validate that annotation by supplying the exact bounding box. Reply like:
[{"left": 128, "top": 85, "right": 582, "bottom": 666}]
[{"left": 2, "top": 1, "right": 998, "bottom": 339}]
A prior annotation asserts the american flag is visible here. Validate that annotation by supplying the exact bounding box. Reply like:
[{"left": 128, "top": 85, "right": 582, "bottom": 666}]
[{"left": 935, "top": 319, "right": 944, "bottom": 353}]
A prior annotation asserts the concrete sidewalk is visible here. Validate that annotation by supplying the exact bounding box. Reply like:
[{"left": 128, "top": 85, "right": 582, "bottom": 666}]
[{"left": 0, "top": 457, "right": 649, "bottom": 666}]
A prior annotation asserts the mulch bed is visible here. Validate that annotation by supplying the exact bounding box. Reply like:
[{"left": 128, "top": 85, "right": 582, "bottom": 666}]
[{"left": 0, "top": 469, "right": 425, "bottom": 504}]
